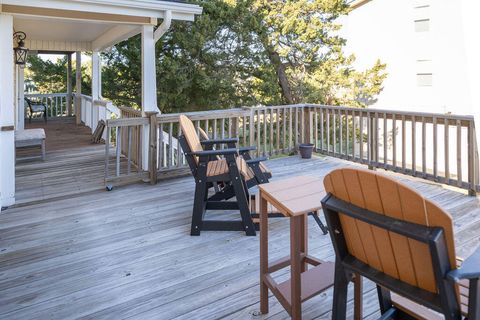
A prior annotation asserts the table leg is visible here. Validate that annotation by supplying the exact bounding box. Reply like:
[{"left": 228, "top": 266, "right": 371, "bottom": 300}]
[
  {"left": 290, "top": 215, "right": 302, "bottom": 320},
  {"left": 299, "top": 214, "right": 308, "bottom": 273},
  {"left": 259, "top": 191, "right": 269, "bottom": 314}
]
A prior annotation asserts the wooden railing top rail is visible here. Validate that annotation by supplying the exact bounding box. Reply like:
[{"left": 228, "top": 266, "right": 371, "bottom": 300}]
[
  {"left": 25, "top": 93, "right": 68, "bottom": 97},
  {"left": 156, "top": 108, "right": 250, "bottom": 123},
  {"left": 305, "top": 104, "right": 475, "bottom": 123},
  {"left": 117, "top": 105, "right": 142, "bottom": 117},
  {"left": 107, "top": 117, "right": 148, "bottom": 128}
]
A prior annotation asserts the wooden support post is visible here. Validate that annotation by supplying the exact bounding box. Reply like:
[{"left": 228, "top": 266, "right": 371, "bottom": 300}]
[
  {"left": 67, "top": 53, "right": 73, "bottom": 116},
  {"left": 468, "top": 122, "right": 477, "bottom": 196},
  {"left": 0, "top": 14, "right": 16, "bottom": 207},
  {"left": 16, "top": 65, "right": 25, "bottom": 130},
  {"left": 147, "top": 112, "right": 158, "bottom": 184},
  {"left": 75, "top": 51, "right": 82, "bottom": 125}
]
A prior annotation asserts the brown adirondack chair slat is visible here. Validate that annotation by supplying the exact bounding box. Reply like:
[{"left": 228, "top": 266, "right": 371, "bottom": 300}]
[{"left": 322, "top": 168, "right": 479, "bottom": 320}]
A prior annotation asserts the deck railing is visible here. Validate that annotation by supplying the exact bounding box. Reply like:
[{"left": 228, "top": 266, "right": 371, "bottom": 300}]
[
  {"left": 104, "top": 104, "right": 479, "bottom": 194},
  {"left": 25, "top": 93, "right": 72, "bottom": 118}
]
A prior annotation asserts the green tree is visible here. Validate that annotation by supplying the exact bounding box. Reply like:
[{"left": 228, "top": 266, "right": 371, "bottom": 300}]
[{"left": 25, "top": 55, "right": 91, "bottom": 95}]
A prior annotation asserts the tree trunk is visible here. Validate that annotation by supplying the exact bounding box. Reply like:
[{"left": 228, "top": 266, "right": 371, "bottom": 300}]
[{"left": 267, "top": 49, "right": 295, "bottom": 105}]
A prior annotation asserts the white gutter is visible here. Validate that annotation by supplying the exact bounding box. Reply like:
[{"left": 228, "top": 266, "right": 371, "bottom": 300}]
[{"left": 154, "top": 10, "right": 172, "bottom": 42}]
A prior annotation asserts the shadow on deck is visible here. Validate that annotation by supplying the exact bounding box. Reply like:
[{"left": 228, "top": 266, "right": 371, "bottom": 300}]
[
  {"left": 3, "top": 118, "right": 480, "bottom": 319},
  {"left": 15, "top": 117, "right": 106, "bottom": 205}
]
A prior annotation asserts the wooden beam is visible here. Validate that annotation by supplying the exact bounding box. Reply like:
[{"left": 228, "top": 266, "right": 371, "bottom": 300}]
[{"left": 2, "top": 5, "right": 155, "bottom": 25}]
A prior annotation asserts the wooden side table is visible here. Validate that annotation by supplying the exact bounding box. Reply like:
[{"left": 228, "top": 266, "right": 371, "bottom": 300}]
[{"left": 259, "top": 176, "right": 335, "bottom": 319}]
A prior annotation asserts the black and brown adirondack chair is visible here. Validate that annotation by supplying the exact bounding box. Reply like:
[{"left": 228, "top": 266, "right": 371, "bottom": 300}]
[
  {"left": 179, "top": 115, "right": 265, "bottom": 236},
  {"left": 24, "top": 97, "right": 47, "bottom": 123},
  {"left": 321, "top": 168, "right": 479, "bottom": 320}
]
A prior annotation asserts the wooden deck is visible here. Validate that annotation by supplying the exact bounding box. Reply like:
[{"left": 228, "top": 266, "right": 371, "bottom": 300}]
[
  {"left": 2, "top": 119, "right": 480, "bottom": 319},
  {"left": 15, "top": 117, "right": 106, "bottom": 205}
]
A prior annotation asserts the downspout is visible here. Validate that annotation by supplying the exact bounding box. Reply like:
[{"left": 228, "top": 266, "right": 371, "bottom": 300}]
[{"left": 154, "top": 10, "right": 172, "bottom": 42}]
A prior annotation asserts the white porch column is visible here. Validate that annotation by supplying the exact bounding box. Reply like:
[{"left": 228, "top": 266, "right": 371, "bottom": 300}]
[
  {"left": 91, "top": 51, "right": 101, "bottom": 131},
  {"left": 92, "top": 51, "right": 101, "bottom": 100},
  {"left": 16, "top": 65, "right": 25, "bottom": 130},
  {"left": 141, "top": 25, "right": 158, "bottom": 170},
  {"left": 75, "top": 51, "right": 82, "bottom": 125},
  {"left": 0, "top": 14, "right": 16, "bottom": 208},
  {"left": 66, "top": 53, "right": 73, "bottom": 116}
]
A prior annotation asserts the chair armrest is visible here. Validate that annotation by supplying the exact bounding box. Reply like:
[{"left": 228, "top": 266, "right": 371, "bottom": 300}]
[
  {"left": 200, "top": 138, "right": 239, "bottom": 146},
  {"left": 187, "top": 148, "right": 238, "bottom": 157},
  {"left": 447, "top": 245, "right": 480, "bottom": 281},
  {"left": 238, "top": 146, "right": 256, "bottom": 153},
  {"left": 246, "top": 157, "right": 268, "bottom": 164}
]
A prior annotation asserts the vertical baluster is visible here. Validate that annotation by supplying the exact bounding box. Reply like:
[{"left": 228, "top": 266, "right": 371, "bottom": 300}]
[
  {"left": 177, "top": 126, "right": 182, "bottom": 167},
  {"left": 249, "top": 109, "right": 255, "bottom": 156},
  {"left": 392, "top": 114, "right": 397, "bottom": 168},
  {"left": 383, "top": 113, "right": 387, "bottom": 168},
  {"left": 422, "top": 117, "right": 427, "bottom": 177},
  {"left": 375, "top": 112, "right": 379, "bottom": 164},
  {"left": 263, "top": 109, "right": 267, "bottom": 156},
  {"left": 412, "top": 115, "right": 416, "bottom": 175},
  {"left": 168, "top": 123, "right": 173, "bottom": 168},
  {"left": 159, "top": 123, "right": 164, "bottom": 168},
  {"left": 468, "top": 121, "right": 476, "bottom": 195},
  {"left": 402, "top": 115, "right": 406, "bottom": 172},
  {"left": 359, "top": 111, "right": 364, "bottom": 161},
  {"left": 445, "top": 118, "right": 450, "bottom": 183},
  {"left": 295, "top": 107, "right": 299, "bottom": 149},
  {"left": 55, "top": 96, "right": 58, "bottom": 117},
  {"left": 105, "top": 126, "right": 110, "bottom": 181},
  {"left": 276, "top": 109, "right": 280, "bottom": 154},
  {"left": 289, "top": 107, "right": 293, "bottom": 152},
  {"left": 319, "top": 108, "right": 324, "bottom": 152},
  {"left": 213, "top": 119, "right": 218, "bottom": 140},
  {"left": 204, "top": 119, "right": 209, "bottom": 137},
  {"left": 345, "top": 110, "right": 350, "bottom": 159},
  {"left": 243, "top": 116, "right": 247, "bottom": 146},
  {"left": 228, "top": 117, "right": 232, "bottom": 138},
  {"left": 339, "top": 109, "right": 343, "bottom": 155},
  {"left": 368, "top": 112, "right": 373, "bottom": 165},
  {"left": 457, "top": 120, "right": 462, "bottom": 187},
  {"left": 269, "top": 109, "right": 274, "bottom": 155},
  {"left": 314, "top": 108, "right": 318, "bottom": 150},
  {"left": 326, "top": 109, "right": 330, "bottom": 153},
  {"left": 282, "top": 108, "right": 287, "bottom": 152},
  {"left": 127, "top": 126, "right": 132, "bottom": 175},
  {"left": 257, "top": 109, "right": 261, "bottom": 155},
  {"left": 352, "top": 111, "right": 357, "bottom": 160},
  {"left": 433, "top": 117, "right": 438, "bottom": 179},
  {"left": 333, "top": 110, "right": 337, "bottom": 155},
  {"left": 221, "top": 118, "right": 226, "bottom": 148},
  {"left": 116, "top": 127, "right": 121, "bottom": 177}
]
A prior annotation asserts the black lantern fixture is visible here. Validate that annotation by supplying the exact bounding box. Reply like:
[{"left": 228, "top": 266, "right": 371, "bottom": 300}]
[{"left": 13, "top": 31, "right": 28, "bottom": 67}]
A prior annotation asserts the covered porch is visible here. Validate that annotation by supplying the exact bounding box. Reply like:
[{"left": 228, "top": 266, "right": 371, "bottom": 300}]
[{"left": 0, "top": 0, "right": 202, "bottom": 208}]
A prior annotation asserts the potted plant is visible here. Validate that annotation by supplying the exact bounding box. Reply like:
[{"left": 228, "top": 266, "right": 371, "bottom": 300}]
[{"left": 299, "top": 143, "right": 314, "bottom": 159}]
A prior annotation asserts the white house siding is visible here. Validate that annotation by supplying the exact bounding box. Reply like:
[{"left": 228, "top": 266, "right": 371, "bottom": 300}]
[{"left": 340, "top": 0, "right": 479, "bottom": 182}]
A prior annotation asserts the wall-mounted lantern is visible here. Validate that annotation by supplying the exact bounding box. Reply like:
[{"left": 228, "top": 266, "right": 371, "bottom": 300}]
[{"left": 13, "top": 31, "right": 28, "bottom": 67}]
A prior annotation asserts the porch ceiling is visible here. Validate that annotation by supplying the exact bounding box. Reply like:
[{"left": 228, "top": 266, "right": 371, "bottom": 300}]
[
  {"left": 2, "top": 0, "right": 203, "bottom": 52},
  {"left": 14, "top": 16, "right": 114, "bottom": 43}
]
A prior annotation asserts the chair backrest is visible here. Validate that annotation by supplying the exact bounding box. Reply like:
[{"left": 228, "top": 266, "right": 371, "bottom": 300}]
[
  {"left": 323, "top": 168, "right": 456, "bottom": 294},
  {"left": 198, "top": 127, "right": 209, "bottom": 141},
  {"left": 179, "top": 115, "right": 203, "bottom": 165}
]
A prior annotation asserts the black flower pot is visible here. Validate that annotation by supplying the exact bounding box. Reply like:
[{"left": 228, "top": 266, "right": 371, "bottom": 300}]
[{"left": 299, "top": 143, "right": 314, "bottom": 159}]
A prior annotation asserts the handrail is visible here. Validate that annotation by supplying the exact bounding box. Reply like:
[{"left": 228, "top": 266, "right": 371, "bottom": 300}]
[{"left": 103, "top": 104, "right": 480, "bottom": 194}]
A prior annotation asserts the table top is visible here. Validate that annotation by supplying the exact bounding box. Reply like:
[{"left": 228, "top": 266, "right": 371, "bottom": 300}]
[{"left": 258, "top": 176, "right": 326, "bottom": 217}]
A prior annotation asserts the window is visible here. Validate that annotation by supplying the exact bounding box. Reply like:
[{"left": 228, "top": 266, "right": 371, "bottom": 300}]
[
  {"left": 417, "top": 73, "right": 433, "bottom": 86},
  {"left": 415, "top": 19, "right": 430, "bottom": 32}
]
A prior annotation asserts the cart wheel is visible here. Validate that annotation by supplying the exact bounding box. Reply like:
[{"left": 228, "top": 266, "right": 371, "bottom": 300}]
[{"left": 106, "top": 185, "right": 113, "bottom": 191}]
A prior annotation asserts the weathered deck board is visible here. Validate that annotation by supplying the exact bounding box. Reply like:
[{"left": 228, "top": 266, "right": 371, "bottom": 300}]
[{"left": 2, "top": 119, "right": 479, "bottom": 319}]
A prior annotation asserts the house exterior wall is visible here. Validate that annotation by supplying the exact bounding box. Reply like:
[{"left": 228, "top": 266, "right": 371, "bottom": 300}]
[{"left": 340, "top": 0, "right": 473, "bottom": 115}]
